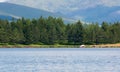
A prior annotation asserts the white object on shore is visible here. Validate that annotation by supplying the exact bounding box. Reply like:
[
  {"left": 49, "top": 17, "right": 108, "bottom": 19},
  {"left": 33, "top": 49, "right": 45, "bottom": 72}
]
[{"left": 80, "top": 45, "right": 85, "bottom": 48}]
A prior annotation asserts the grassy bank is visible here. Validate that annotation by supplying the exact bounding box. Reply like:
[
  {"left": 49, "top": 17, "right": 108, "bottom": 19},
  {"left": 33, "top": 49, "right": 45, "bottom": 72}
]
[
  {"left": 0, "top": 44, "right": 81, "bottom": 48},
  {"left": 0, "top": 43, "right": 120, "bottom": 48},
  {"left": 91, "top": 43, "right": 120, "bottom": 48}
]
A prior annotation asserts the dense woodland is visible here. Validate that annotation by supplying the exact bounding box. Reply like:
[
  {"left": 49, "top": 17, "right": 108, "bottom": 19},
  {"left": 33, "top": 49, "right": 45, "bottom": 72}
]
[{"left": 0, "top": 16, "right": 120, "bottom": 45}]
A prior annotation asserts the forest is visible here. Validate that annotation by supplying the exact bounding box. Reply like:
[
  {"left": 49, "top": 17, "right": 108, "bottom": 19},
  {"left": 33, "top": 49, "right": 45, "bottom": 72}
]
[{"left": 0, "top": 16, "right": 120, "bottom": 45}]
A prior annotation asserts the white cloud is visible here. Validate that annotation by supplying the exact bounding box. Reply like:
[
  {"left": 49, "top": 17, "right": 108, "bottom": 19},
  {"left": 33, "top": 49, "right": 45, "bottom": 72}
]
[
  {"left": 8, "top": 0, "right": 67, "bottom": 12},
  {"left": 0, "top": 0, "right": 8, "bottom": 2},
  {"left": 101, "top": 0, "right": 120, "bottom": 7},
  {"left": 7, "top": 0, "right": 120, "bottom": 13}
]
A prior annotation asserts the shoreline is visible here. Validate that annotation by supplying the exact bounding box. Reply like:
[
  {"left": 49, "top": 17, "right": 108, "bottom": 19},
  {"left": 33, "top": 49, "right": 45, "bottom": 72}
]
[
  {"left": 0, "top": 45, "right": 80, "bottom": 48},
  {"left": 0, "top": 43, "right": 120, "bottom": 48}
]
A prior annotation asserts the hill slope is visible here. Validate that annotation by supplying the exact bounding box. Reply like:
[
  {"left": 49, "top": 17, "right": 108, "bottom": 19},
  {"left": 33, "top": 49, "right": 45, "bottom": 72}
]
[
  {"left": 66, "top": 5, "right": 120, "bottom": 23},
  {"left": 0, "top": 2, "right": 64, "bottom": 19}
]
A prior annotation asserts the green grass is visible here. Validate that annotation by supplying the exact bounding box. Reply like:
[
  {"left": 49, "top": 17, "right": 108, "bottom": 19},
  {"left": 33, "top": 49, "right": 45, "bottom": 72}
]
[
  {"left": 0, "top": 44, "right": 82, "bottom": 48},
  {"left": 1, "top": 43, "right": 119, "bottom": 48}
]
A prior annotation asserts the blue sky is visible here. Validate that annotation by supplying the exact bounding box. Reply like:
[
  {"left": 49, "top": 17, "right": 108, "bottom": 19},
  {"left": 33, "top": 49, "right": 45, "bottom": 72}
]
[{"left": 1, "top": 0, "right": 120, "bottom": 13}]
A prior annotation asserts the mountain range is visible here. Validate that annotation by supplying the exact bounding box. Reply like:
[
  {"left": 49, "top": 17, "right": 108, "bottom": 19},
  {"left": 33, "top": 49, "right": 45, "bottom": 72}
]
[
  {"left": 0, "top": 2, "right": 63, "bottom": 19},
  {"left": 0, "top": 2, "right": 120, "bottom": 23},
  {"left": 66, "top": 5, "right": 120, "bottom": 23}
]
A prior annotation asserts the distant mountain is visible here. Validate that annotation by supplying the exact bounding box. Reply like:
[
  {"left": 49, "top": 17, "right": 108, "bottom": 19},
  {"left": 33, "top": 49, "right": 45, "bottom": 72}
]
[
  {"left": 1, "top": 2, "right": 119, "bottom": 23},
  {"left": 0, "top": 2, "right": 68, "bottom": 20},
  {"left": 0, "top": 15, "right": 13, "bottom": 20},
  {"left": 66, "top": 5, "right": 120, "bottom": 23}
]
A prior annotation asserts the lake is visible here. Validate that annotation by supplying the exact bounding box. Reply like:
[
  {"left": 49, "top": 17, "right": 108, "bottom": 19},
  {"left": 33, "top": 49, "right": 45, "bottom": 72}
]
[{"left": 0, "top": 48, "right": 120, "bottom": 72}]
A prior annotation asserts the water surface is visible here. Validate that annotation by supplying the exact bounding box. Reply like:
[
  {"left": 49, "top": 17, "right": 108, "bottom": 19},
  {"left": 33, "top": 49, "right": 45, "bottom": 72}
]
[{"left": 0, "top": 48, "right": 120, "bottom": 72}]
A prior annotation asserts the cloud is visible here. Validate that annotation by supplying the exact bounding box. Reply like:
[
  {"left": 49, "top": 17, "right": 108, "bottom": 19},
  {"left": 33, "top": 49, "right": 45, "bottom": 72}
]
[
  {"left": 7, "top": 0, "right": 65, "bottom": 12},
  {"left": 0, "top": 0, "right": 8, "bottom": 2},
  {"left": 8, "top": 0, "right": 120, "bottom": 13},
  {"left": 101, "top": 0, "right": 120, "bottom": 7}
]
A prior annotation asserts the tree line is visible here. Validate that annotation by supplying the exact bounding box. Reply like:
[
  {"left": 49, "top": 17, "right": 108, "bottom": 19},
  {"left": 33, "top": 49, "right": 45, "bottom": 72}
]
[{"left": 0, "top": 16, "right": 120, "bottom": 45}]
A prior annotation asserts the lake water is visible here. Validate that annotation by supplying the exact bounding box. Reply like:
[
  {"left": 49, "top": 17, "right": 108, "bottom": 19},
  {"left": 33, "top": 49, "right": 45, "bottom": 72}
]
[{"left": 0, "top": 48, "right": 120, "bottom": 72}]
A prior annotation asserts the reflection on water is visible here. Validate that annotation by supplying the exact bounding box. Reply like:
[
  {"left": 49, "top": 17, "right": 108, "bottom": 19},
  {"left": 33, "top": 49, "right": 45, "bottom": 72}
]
[{"left": 0, "top": 48, "right": 120, "bottom": 72}]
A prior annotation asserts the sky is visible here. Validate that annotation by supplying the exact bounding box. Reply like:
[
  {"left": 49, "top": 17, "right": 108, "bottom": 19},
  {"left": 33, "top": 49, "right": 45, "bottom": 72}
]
[{"left": 1, "top": 0, "right": 120, "bottom": 13}]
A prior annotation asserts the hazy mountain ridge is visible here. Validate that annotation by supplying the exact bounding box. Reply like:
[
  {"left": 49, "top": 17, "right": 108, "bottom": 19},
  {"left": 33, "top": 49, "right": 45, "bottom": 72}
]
[
  {"left": 0, "top": 15, "right": 13, "bottom": 20},
  {"left": 0, "top": 2, "right": 64, "bottom": 19},
  {"left": 66, "top": 5, "right": 120, "bottom": 23},
  {"left": 0, "top": 2, "right": 120, "bottom": 23}
]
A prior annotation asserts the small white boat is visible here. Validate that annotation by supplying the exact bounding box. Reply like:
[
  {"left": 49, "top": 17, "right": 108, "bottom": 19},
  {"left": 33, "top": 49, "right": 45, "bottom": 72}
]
[{"left": 80, "top": 45, "right": 85, "bottom": 48}]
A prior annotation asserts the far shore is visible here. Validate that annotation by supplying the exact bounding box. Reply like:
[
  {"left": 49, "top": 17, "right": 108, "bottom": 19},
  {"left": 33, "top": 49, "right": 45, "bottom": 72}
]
[
  {"left": 91, "top": 43, "right": 120, "bottom": 48},
  {"left": 0, "top": 43, "right": 120, "bottom": 48}
]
